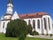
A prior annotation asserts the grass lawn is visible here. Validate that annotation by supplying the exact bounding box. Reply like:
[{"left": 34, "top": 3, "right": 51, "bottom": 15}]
[{"left": 0, "top": 34, "right": 53, "bottom": 40}]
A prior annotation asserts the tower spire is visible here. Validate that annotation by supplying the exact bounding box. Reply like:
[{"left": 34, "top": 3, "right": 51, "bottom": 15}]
[
  {"left": 6, "top": 0, "right": 13, "bottom": 14},
  {"left": 3, "top": 0, "right": 13, "bottom": 20},
  {"left": 9, "top": 0, "right": 12, "bottom": 3}
]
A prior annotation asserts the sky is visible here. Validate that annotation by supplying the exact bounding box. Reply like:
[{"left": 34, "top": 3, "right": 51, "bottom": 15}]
[{"left": 0, "top": 0, "right": 53, "bottom": 19}]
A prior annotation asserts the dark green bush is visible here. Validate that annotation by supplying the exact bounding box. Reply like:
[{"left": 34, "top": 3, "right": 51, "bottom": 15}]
[
  {"left": 31, "top": 31, "right": 39, "bottom": 35},
  {"left": 50, "top": 34, "right": 52, "bottom": 36},
  {"left": 5, "top": 19, "right": 27, "bottom": 37},
  {"left": 5, "top": 19, "right": 33, "bottom": 40}
]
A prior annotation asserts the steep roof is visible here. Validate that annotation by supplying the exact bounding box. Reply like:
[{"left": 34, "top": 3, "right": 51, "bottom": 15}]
[
  {"left": 11, "top": 11, "right": 19, "bottom": 20},
  {"left": 19, "top": 12, "right": 48, "bottom": 19}
]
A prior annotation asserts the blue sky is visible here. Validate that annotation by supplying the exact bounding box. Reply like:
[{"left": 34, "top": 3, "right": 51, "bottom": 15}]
[{"left": 0, "top": 0, "right": 53, "bottom": 19}]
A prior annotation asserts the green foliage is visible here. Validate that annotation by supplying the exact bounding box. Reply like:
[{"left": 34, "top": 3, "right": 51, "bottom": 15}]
[
  {"left": 26, "top": 24, "right": 32, "bottom": 34},
  {"left": 6, "top": 19, "right": 33, "bottom": 40},
  {"left": 18, "top": 34, "right": 26, "bottom": 40},
  {"left": 50, "top": 34, "right": 52, "bottom": 36},
  {"left": 6, "top": 20, "right": 18, "bottom": 37},
  {"left": 31, "top": 31, "right": 39, "bottom": 35},
  {"left": 6, "top": 19, "right": 27, "bottom": 37}
]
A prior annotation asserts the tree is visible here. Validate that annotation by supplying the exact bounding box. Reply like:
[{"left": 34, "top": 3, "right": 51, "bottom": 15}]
[
  {"left": 26, "top": 24, "right": 32, "bottom": 34},
  {"left": 6, "top": 19, "right": 32, "bottom": 40}
]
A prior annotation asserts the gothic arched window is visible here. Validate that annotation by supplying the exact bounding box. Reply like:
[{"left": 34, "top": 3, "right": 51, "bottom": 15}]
[
  {"left": 28, "top": 20, "right": 30, "bottom": 25},
  {"left": 37, "top": 20, "right": 40, "bottom": 29},
  {"left": 33, "top": 20, "right": 35, "bottom": 29},
  {"left": 48, "top": 18, "right": 50, "bottom": 29},
  {"left": 44, "top": 18, "right": 47, "bottom": 29},
  {"left": 3, "top": 22, "right": 5, "bottom": 28}
]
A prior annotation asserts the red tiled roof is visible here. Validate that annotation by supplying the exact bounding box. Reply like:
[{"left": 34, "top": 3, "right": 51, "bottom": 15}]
[{"left": 19, "top": 12, "right": 48, "bottom": 19}]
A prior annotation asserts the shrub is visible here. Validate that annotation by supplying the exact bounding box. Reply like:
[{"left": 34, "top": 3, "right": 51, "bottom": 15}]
[
  {"left": 31, "top": 31, "right": 39, "bottom": 35},
  {"left": 5, "top": 19, "right": 32, "bottom": 40},
  {"left": 50, "top": 34, "right": 52, "bottom": 36},
  {"left": 26, "top": 24, "right": 32, "bottom": 34}
]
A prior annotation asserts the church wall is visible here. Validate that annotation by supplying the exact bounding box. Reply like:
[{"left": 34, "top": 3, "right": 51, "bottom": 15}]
[
  {"left": 23, "top": 15, "right": 53, "bottom": 34},
  {"left": 48, "top": 16, "right": 53, "bottom": 34},
  {"left": 35, "top": 18, "right": 42, "bottom": 34},
  {"left": 24, "top": 18, "right": 42, "bottom": 34},
  {"left": 0, "top": 20, "right": 10, "bottom": 33},
  {"left": 42, "top": 15, "right": 53, "bottom": 34}
]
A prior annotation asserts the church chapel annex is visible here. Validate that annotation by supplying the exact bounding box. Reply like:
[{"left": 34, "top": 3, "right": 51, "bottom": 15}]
[{"left": 0, "top": 0, "right": 53, "bottom": 35}]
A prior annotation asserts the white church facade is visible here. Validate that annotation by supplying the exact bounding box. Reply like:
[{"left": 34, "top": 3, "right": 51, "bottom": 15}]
[{"left": 0, "top": 0, "right": 53, "bottom": 35}]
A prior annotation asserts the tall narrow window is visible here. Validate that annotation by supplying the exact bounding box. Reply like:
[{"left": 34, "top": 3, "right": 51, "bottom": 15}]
[
  {"left": 33, "top": 20, "right": 35, "bottom": 29},
  {"left": 28, "top": 20, "right": 30, "bottom": 25},
  {"left": 44, "top": 18, "right": 47, "bottom": 29},
  {"left": 3, "top": 22, "right": 5, "bottom": 28},
  {"left": 48, "top": 18, "right": 50, "bottom": 29},
  {"left": 37, "top": 20, "right": 40, "bottom": 29}
]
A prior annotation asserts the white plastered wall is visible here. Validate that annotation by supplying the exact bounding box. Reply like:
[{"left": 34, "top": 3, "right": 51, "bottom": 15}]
[
  {"left": 24, "top": 18, "right": 42, "bottom": 34},
  {"left": 0, "top": 20, "right": 10, "bottom": 33},
  {"left": 42, "top": 15, "right": 53, "bottom": 34}
]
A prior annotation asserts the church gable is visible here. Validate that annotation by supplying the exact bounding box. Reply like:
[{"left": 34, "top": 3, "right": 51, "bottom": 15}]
[{"left": 11, "top": 11, "right": 19, "bottom": 20}]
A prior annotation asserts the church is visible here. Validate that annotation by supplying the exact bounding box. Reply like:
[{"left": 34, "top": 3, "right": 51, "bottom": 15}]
[{"left": 0, "top": 0, "right": 53, "bottom": 35}]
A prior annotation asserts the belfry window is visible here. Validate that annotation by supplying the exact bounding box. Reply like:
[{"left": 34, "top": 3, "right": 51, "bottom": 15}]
[
  {"left": 33, "top": 20, "right": 35, "bottom": 29},
  {"left": 48, "top": 18, "right": 50, "bottom": 29},
  {"left": 3, "top": 22, "right": 5, "bottom": 28},
  {"left": 37, "top": 20, "right": 40, "bottom": 29},
  {"left": 44, "top": 18, "right": 47, "bottom": 29}
]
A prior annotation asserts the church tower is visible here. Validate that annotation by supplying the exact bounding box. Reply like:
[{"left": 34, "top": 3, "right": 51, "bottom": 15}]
[
  {"left": 0, "top": 0, "right": 13, "bottom": 33},
  {"left": 4, "top": 0, "right": 13, "bottom": 20}
]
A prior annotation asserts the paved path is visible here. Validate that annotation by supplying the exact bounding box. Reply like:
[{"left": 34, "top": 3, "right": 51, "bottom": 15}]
[{"left": 27, "top": 35, "right": 53, "bottom": 39}]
